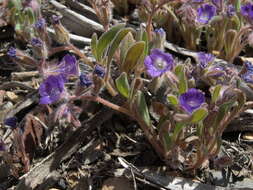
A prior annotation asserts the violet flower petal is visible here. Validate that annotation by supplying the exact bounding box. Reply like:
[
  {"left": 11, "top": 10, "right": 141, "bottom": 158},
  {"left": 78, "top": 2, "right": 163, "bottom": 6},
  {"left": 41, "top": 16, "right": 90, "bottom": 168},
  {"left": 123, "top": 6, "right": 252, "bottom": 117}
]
[
  {"left": 197, "top": 4, "right": 217, "bottom": 24},
  {"left": 179, "top": 88, "right": 205, "bottom": 113},
  {"left": 4, "top": 117, "right": 17, "bottom": 129},
  {"left": 39, "top": 75, "right": 65, "bottom": 104},
  {"left": 58, "top": 54, "right": 78, "bottom": 77},
  {"left": 144, "top": 48, "right": 174, "bottom": 77},
  {"left": 94, "top": 65, "right": 105, "bottom": 78},
  {"left": 80, "top": 73, "right": 93, "bottom": 87}
]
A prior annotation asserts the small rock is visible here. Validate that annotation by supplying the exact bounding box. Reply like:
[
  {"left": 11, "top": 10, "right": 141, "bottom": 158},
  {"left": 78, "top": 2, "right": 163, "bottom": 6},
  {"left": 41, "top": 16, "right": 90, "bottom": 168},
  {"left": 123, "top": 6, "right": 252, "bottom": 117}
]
[
  {"left": 102, "top": 177, "right": 133, "bottom": 190},
  {"left": 242, "top": 132, "right": 253, "bottom": 141},
  {"left": 5, "top": 91, "right": 18, "bottom": 102}
]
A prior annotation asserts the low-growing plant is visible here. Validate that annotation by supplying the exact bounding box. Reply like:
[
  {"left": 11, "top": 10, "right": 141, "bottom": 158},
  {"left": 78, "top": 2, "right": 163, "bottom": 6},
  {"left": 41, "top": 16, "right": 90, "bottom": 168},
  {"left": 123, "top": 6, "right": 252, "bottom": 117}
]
[
  {"left": 2, "top": 0, "right": 253, "bottom": 175},
  {"left": 140, "top": 0, "right": 253, "bottom": 63}
]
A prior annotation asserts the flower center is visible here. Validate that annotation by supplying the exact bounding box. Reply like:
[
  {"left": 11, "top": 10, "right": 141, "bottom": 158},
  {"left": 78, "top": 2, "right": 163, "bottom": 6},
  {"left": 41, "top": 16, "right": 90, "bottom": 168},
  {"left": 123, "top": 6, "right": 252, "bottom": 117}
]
[
  {"left": 200, "top": 13, "right": 209, "bottom": 21},
  {"left": 154, "top": 58, "right": 167, "bottom": 70},
  {"left": 187, "top": 100, "right": 199, "bottom": 107}
]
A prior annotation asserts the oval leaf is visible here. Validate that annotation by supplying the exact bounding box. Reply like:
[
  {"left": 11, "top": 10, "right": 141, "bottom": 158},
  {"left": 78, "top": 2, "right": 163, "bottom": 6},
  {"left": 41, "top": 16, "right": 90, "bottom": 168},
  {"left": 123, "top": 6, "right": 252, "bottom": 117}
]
[
  {"left": 178, "top": 68, "right": 188, "bottom": 94},
  {"left": 135, "top": 90, "right": 151, "bottom": 126},
  {"left": 191, "top": 108, "right": 208, "bottom": 123},
  {"left": 122, "top": 41, "right": 145, "bottom": 73},
  {"left": 167, "top": 94, "right": 178, "bottom": 105},
  {"left": 108, "top": 27, "right": 134, "bottom": 64},
  {"left": 96, "top": 24, "right": 125, "bottom": 61},
  {"left": 91, "top": 33, "right": 98, "bottom": 60},
  {"left": 115, "top": 72, "right": 130, "bottom": 98},
  {"left": 211, "top": 84, "right": 221, "bottom": 103},
  {"left": 25, "top": 7, "right": 35, "bottom": 24}
]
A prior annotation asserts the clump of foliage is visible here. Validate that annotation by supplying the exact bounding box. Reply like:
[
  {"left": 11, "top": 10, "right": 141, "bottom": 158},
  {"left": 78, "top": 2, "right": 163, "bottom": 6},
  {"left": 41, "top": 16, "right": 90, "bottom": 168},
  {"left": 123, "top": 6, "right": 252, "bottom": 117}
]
[{"left": 2, "top": 0, "right": 253, "bottom": 176}]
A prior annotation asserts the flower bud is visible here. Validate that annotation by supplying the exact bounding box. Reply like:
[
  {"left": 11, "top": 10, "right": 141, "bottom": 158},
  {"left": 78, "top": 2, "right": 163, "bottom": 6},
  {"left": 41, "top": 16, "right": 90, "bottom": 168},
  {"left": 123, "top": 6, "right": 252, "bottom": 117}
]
[
  {"left": 7, "top": 47, "right": 17, "bottom": 58},
  {"left": 152, "top": 28, "right": 166, "bottom": 50},
  {"left": 4, "top": 117, "right": 17, "bottom": 129},
  {"left": 0, "top": 139, "right": 5, "bottom": 151},
  {"left": 52, "top": 15, "right": 70, "bottom": 44},
  {"left": 94, "top": 65, "right": 105, "bottom": 78},
  {"left": 80, "top": 73, "right": 93, "bottom": 87},
  {"left": 31, "top": 37, "right": 48, "bottom": 59}
]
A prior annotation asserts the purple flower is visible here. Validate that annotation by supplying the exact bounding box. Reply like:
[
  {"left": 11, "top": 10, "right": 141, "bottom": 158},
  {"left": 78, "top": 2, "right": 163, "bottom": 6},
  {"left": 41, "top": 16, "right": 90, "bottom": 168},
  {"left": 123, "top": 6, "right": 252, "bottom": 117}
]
[
  {"left": 179, "top": 88, "right": 205, "bottom": 113},
  {"left": 44, "top": 54, "right": 78, "bottom": 79},
  {"left": 242, "top": 71, "right": 253, "bottom": 84},
  {"left": 4, "top": 117, "right": 17, "bottom": 129},
  {"left": 7, "top": 47, "right": 16, "bottom": 58},
  {"left": 80, "top": 73, "right": 92, "bottom": 87},
  {"left": 197, "top": 4, "right": 217, "bottom": 24},
  {"left": 144, "top": 49, "right": 174, "bottom": 77},
  {"left": 54, "top": 103, "right": 81, "bottom": 127},
  {"left": 94, "top": 65, "right": 105, "bottom": 78},
  {"left": 226, "top": 4, "right": 235, "bottom": 17},
  {"left": 52, "top": 15, "right": 61, "bottom": 24},
  {"left": 197, "top": 52, "right": 215, "bottom": 68},
  {"left": 241, "top": 3, "right": 253, "bottom": 20},
  {"left": 244, "top": 61, "right": 253, "bottom": 72},
  {"left": 39, "top": 75, "right": 65, "bottom": 104},
  {"left": 155, "top": 28, "right": 166, "bottom": 36},
  {"left": 58, "top": 54, "right": 78, "bottom": 77},
  {"left": 192, "top": 0, "right": 204, "bottom": 3},
  {"left": 206, "top": 65, "right": 225, "bottom": 77},
  {"left": 0, "top": 139, "right": 5, "bottom": 151},
  {"left": 35, "top": 18, "right": 46, "bottom": 29},
  {"left": 31, "top": 38, "right": 43, "bottom": 47}
]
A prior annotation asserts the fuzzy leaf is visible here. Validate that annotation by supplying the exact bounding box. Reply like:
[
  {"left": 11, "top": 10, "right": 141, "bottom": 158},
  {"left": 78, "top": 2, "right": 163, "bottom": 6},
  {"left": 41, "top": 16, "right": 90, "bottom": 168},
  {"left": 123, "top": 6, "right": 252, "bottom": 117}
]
[
  {"left": 174, "top": 64, "right": 183, "bottom": 77},
  {"left": 122, "top": 41, "right": 145, "bottom": 73},
  {"left": 163, "top": 133, "right": 172, "bottom": 151},
  {"left": 211, "top": 84, "right": 221, "bottom": 103},
  {"left": 8, "top": 0, "right": 22, "bottom": 9},
  {"left": 235, "top": 0, "right": 241, "bottom": 13},
  {"left": 91, "top": 33, "right": 98, "bottom": 60},
  {"left": 25, "top": 7, "right": 35, "bottom": 24},
  {"left": 116, "top": 72, "right": 130, "bottom": 98},
  {"left": 172, "top": 123, "right": 185, "bottom": 141},
  {"left": 167, "top": 94, "right": 178, "bottom": 105},
  {"left": 108, "top": 27, "right": 134, "bottom": 64},
  {"left": 140, "top": 27, "right": 149, "bottom": 57},
  {"left": 135, "top": 90, "right": 151, "bottom": 126},
  {"left": 177, "top": 66, "right": 188, "bottom": 94},
  {"left": 96, "top": 24, "right": 125, "bottom": 61},
  {"left": 120, "top": 32, "right": 135, "bottom": 63},
  {"left": 191, "top": 108, "right": 208, "bottom": 123}
]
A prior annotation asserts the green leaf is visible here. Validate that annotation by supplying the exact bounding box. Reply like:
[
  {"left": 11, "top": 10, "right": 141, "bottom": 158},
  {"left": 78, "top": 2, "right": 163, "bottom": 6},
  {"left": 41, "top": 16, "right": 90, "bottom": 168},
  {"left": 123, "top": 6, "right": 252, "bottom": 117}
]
[
  {"left": 178, "top": 67, "right": 188, "bottom": 94},
  {"left": 108, "top": 27, "right": 133, "bottom": 64},
  {"left": 167, "top": 94, "right": 178, "bottom": 105},
  {"left": 115, "top": 72, "right": 130, "bottom": 98},
  {"left": 25, "top": 7, "right": 35, "bottom": 24},
  {"left": 235, "top": 0, "right": 241, "bottom": 13},
  {"left": 140, "top": 27, "right": 149, "bottom": 57},
  {"left": 211, "top": 84, "right": 221, "bottom": 103},
  {"left": 163, "top": 133, "right": 172, "bottom": 151},
  {"left": 8, "top": 0, "right": 22, "bottom": 9},
  {"left": 135, "top": 90, "right": 151, "bottom": 126},
  {"left": 196, "top": 122, "right": 204, "bottom": 137},
  {"left": 172, "top": 123, "right": 184, "bottom": 142},
  {"left": 191, "top": 108, "right": 208, "bottom": 123},
  {"left": 215, "top": 101, "right": 235, "bottom": 127},
  {"left": 91, "top": 33, "right": 98, "bottom": 60},
  {"left": 122, "top": 41, "right": 145, "bottom": 73},
  {"left": 174, "top": 64, "right": 183, "bottom": 77},
  {"left": 120, "top": 32, "right": 135, "bottom": 64},
  {"left": 96, "top": 24, "right": 125, "bottom": 61}
]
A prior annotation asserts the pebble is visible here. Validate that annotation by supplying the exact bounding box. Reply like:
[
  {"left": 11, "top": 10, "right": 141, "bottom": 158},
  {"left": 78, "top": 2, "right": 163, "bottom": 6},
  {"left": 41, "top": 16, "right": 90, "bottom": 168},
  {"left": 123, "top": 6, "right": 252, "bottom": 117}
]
[{"left": 5, "top": 91, "right": 18, "bottom": 102}]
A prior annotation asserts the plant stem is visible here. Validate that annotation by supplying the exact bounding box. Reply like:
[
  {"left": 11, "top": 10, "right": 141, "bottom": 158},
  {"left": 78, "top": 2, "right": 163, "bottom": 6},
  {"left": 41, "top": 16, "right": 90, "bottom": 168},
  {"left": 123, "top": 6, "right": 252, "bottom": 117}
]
[{"left": 78, "top": 95, "right": 133, "bottom": 118}]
